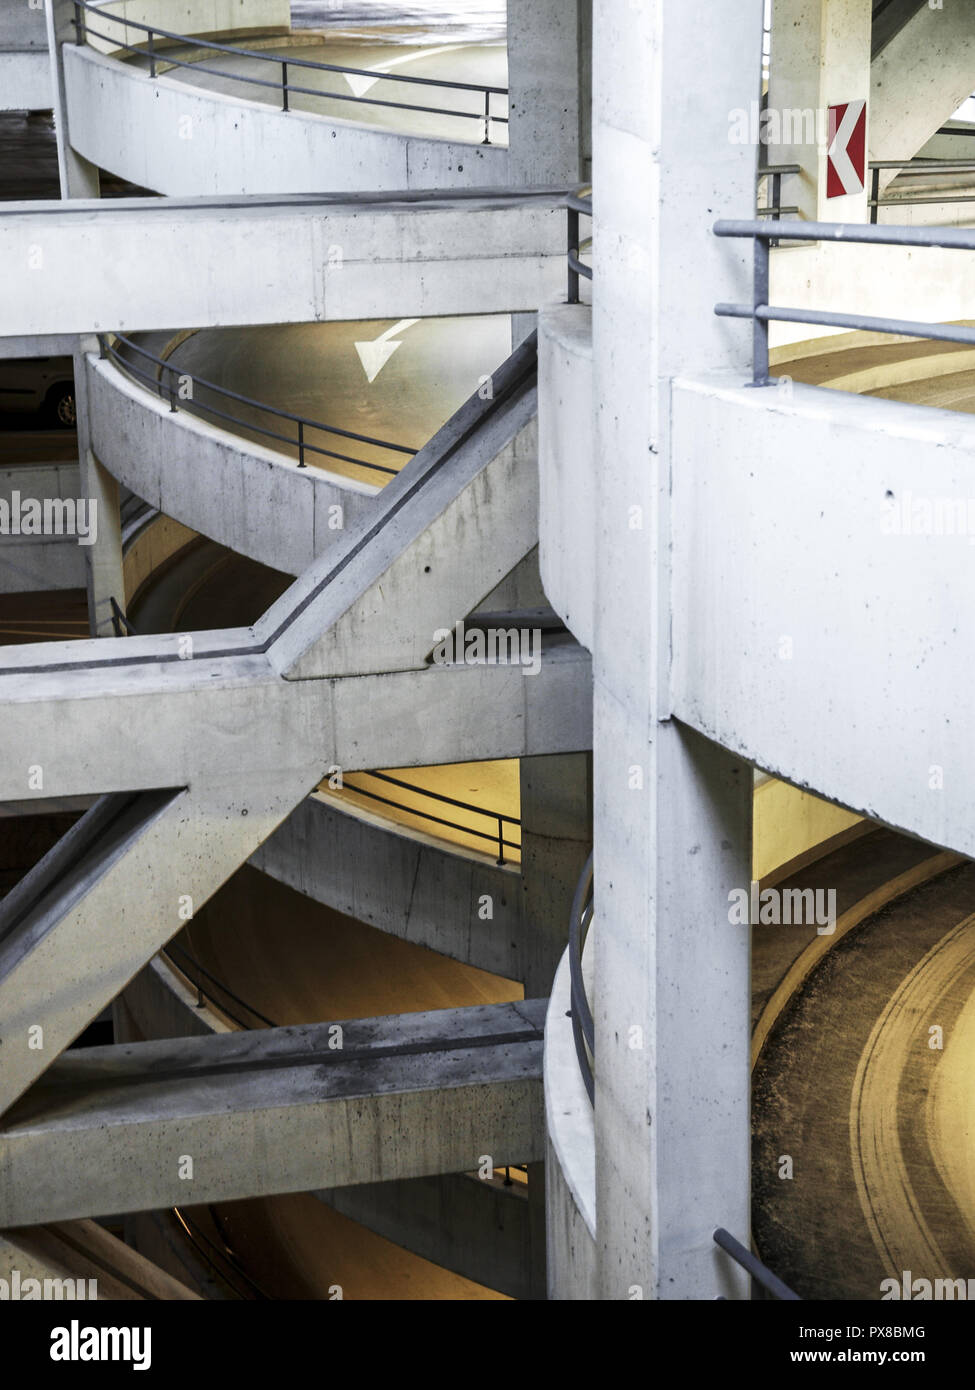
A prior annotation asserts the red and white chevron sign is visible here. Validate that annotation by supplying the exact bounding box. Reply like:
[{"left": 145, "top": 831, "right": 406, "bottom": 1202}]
[{"left": 826, "top": 100, "right": 867, "bottom": 198}]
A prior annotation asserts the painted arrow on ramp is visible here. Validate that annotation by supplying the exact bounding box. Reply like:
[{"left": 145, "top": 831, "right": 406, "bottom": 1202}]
[{"left": 355, "top": 320, "right": 421, "bottom": 383}]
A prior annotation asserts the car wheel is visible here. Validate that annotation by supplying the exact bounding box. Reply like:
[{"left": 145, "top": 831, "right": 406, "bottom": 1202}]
[{"left": 47, "top": 384, "right": 76, "bottom": 429}]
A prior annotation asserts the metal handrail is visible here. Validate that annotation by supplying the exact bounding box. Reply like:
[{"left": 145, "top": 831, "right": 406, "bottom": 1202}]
[
  {"left": 173, "top": 1207, "right": 273, "bottom": 1300},
  {"left": 338, "top": 769, "right": 521, "bottom": 865},
  {"left": 713, "top": 217, "right": 975, "bottom": 387},
  {"left": 568, "top": 850, "right": 594, "bottom": 1105},
  {"left": 756, "top": 164, "right": 801, "bottom": 246},
  {"left": 164, "top": 941, "right": 278, "bottom": 1028},
  {"left": 100, "top": 332, "right": 415, "bottom": 479},
  {"left": 713, "top": 1228, "right": 801, "bottom": 1301},
  {"left": 869, "top": 157, "right": 975, "bottom": 223},
  {"left": 567, "top": 190, "right": 593, "bottom": 304},
  {"left": 72, "top": 0, "right": 508, "bottom": 142}
]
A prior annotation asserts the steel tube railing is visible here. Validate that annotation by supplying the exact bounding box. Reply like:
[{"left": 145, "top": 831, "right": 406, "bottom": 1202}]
[
  {"left": 713, "top": 1229, "right": 801, "bottom": 1301},
  {"left": 713, "top": 217, "right": 975, "bottom": 387},
  {"left": 72, "top": 0, "right": 508, "bottom": 141},
  {"left": 338, "top": 769, "right": 521, "bottom": 865},
  {"left": 869, "top": 157, "right": 975, "bottom": 224},
  {"left": 100, "top": 332, "right": 414, "bottom": 478}
]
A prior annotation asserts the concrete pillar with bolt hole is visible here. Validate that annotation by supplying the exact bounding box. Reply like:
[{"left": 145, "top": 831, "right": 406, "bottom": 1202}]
[
  {"left": 45, "top": 0, "right": 101, "bottom": 198},
  {"left": 588, "top": 0, "right": 758, "bottom": 1300},
  {"left": 74, "top": 336, "right": 124, "bottom": 637},
  {"left": 765, "top": 0, "right": 871, "bottom": 223},
  {"left": 518, "top": 752, "right": 592, "bottom": 998},
  {"left": 507, "top": 0, "right": 592, "bottom": 348}
]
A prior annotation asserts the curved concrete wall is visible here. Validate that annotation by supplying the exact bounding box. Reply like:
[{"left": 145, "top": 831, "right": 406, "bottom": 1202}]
[
  {"left": 538, "top": 303, "right": 593, "bottom": 651},
  {"left": 122, "top": 511, "right": 197, "bottom": 603},
  {"left": 64, "top": 44, "right": 509, "bottom": 195},
  {"left": 543, "top": 950, "right": 596, "bottom": 1299},
  {"left": 673, "top": 372, "right": 975, "bottom": 859},
  {"left": 86, "top": 352, "right": 379, "bottom": 577},
  {"left": 251, "top": 791, "right": 524, "bottom": 981}
]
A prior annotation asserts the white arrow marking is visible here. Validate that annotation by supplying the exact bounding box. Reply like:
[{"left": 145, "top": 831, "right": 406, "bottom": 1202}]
[
  {"left": 828, "top": 100, "right": 864, "bottom": 196},
  {"left": 343, "top": 44, "right": 468, "bottom": 98},
  {"left": 355, "top": 320, "right": 421, "bottom": 383}
]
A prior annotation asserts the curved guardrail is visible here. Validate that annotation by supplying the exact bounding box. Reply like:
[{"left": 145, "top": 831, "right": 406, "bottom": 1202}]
[
  {"left": 568, "top": 850, "right": 594, "bottom": 1105},
  {"left": 99, "top": 332, "right": 416, "bottom": 479},
  {"left": 72, "top": 0, "right": 509, "bottom": 143},
  {"left": 337, "top": 770, "right": 521, "bottom": 865}
]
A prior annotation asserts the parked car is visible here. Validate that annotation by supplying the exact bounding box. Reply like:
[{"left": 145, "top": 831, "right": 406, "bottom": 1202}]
[{"left": 0, "top": 356, "right": 76, "bottom": 428}]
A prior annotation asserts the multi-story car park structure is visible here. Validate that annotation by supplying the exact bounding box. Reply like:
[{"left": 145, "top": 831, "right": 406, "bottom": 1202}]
[{"left": 3, "top": 0, "right": 975, "bottom": 1306}]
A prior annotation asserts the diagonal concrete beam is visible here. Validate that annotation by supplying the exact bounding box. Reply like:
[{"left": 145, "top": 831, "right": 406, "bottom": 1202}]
[
  {"left": 267, "top": 337, "right": 540, "bottom": 680},
  {"left": 0, "top": 1001, "right": 546, "bottom": 1227},
  {"left": 0, "top": 770, "right": 313, "bottom": 1116},
  {"left": 0, "top": 1220, "right": 200, "bottom": 1299},
  {"left": 872, "top": 3, "right": 975, "bottom": 182}
]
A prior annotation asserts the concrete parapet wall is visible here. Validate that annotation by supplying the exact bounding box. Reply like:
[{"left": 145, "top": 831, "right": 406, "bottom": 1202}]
[
  {"left": 87, "top": 352, "right": 378, "bottom": 577},
  {"left": 64, "top": 43, "right": 508, "bottom": 196},
  {"left": 673, "top": 371, "right": 975, "bottom": 859},
  {"left": 251, "top": 791, "right": 524, "bottom": 980}
]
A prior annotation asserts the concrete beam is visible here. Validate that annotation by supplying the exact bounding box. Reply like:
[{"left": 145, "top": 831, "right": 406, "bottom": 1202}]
[
  {"left": 0, "top": 190, "right": 570, "bottom": 339},
  {"left": 0, "top": 1002, "right": 546, "bottom": 1225},
  {"left": 0, "top": 634, "right": 590, "bottom": 803}
]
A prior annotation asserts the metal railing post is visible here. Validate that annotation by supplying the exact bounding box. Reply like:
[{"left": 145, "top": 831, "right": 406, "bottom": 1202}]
[
  {"left": 168, "top": 365, "right": 177, "bottom": 413},
  {"left": 482, "top": 89, "right": 491, "bottom": 145},
  {"left": 752, "top": 235, "right": 771, "bottom": 387},
  {"left": 74, "top": 0, "right": 85, "bottom": 45},
  {"left": 148, "top": 28, "right": 156, "bottom": 78},
  {"left": 281, "top": 60, "right": 289, "bottom": 112},
  {"left": 770, "top": 171, "right": 782, "bottom": 248},
  {"left": 496, "top": 815, "right": 505, "bottom": 865},
  {"left": 567, "top": 205, "right": 580, "bottom": 304},
  {"left": 870, "top": 165, "right": 880, "bottom": 225},
  {"left": 297, "top": 418, "right": 305, "bottom": 467}
]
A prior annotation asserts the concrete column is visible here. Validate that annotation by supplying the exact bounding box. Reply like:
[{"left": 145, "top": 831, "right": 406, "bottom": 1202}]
[
  {"left": 45, "top": 0, "right": 101, "bottom": 198},
  {"left": 74, "top": 335, "right": 123, "bottom": 637},
  {"left": 766, "top": 0, "right": 871, "bottom": 222},
  {"left": 587, "top": 0, "right": 760, "bottom": 1300},
  {"left": 507, "top": 0, "right": 592, "bottom": 348},
  {"left": 518, "top": 751, "right": 592, "bottom": 998}
]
